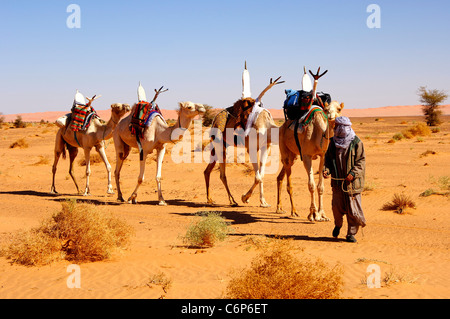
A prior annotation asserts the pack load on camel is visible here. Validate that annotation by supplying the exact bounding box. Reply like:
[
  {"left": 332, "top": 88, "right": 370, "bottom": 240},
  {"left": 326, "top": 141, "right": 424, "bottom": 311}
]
[
  {"left": 55, "top": 90, "right": 101, "bottom": 132},
  {"left": 283, "top": 67, "right": 331, "bottom": 161},
  {"left": 283, "top": 67, "right": 331, "bottom": 121},
  {"left": 129, "top": 82, "right": 167, "bottom": 139},
  {"left": 212, "top": 61, "right": 284, "bottom": 146}
]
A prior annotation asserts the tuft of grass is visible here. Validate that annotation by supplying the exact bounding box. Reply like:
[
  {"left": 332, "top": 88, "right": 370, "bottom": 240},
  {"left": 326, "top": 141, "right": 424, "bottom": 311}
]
[
  {"left": 148, "top": 272, "right": 173, "bottom": 293},
  {"left": 392, "top": 133, "right": 404, "bottom": 141},
  {"left": 9, "top": 138, "right": 28, "bottom": 149},
  {"left": 183, "top": 211, "right": 230, "bottom": 248},
  {"left": 225, "top": 240, "right": 343, "bottom": 299},
  {"left": 32, "top": 155, "right": 50, "bottom": 165},
  {"left": 420, "top": 150, "right": 437, "bottom": 158},
  {"left": 382, "top": 193, "right": 416, "bottom": 214},
  {"left": 1, "top": 200, "right": 134, "bottom": 266}
]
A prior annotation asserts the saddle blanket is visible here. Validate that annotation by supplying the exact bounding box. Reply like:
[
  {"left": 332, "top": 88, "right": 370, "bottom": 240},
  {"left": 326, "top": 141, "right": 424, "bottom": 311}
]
[
  {"left": 288, "top": 106, "right": 327, "bottom": 133},
  {"left": 70, "top": 105, "right": 98, "bottom": 132}
]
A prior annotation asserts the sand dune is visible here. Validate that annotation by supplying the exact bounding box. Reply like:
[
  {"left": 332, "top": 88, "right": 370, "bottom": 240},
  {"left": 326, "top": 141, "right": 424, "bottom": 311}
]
[{"left": 3, "top": 105, "right": 450, "bottom": 122}]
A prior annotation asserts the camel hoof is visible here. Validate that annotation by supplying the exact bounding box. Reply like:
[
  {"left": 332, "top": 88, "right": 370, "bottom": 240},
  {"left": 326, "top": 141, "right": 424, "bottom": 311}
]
[
  {"left": 275, "top": 208, "right": 285, "bottom": 214},
  {"left": 50, "top": 188, "right": 58, "bottom": 194},
  {"left": 117, "top": 197, "right": 125, "bottom": 202},
  {"left": 207, "top": 199, "right": 215, "bottom": 205},
  {"left": 260, "top": 202, "right": 271, "bottom": 208},
  {"left": 241, "top": 195, "right": 250, "bottom": 204},
  {"left": 107, "top": 187, "right": 114, "bottom": 195},
  {"left": 83, "top": 192, "right": 91, "bottom": 196},
  {"left": 158, "top": 200, "right": 167, "bottom": 206},
  {"left": 291, "top": 212, "right": 299, "bottom": 218}
]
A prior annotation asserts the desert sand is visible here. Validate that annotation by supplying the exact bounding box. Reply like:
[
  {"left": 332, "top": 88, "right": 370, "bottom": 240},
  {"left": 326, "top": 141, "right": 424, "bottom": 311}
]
[{"left": 0, "top": 108, "right": 449, "bottom": 300}]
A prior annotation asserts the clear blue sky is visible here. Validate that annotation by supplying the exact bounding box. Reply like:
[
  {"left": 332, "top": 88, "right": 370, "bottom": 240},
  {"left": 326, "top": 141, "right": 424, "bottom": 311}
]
[{"left": 1, "top": 0, "right": 449, "bottom": 114}]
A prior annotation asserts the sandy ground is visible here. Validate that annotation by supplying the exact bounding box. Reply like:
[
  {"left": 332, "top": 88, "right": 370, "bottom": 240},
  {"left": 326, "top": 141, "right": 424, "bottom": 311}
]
[{"left": 0, "top": 111, "right": 449, "bottom": 299}]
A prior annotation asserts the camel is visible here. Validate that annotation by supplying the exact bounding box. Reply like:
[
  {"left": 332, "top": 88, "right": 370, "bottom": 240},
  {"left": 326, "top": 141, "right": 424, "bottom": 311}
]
[
  {"left": 51, "top": 99, "right": 131, "bottom": 195},
  {"left": 276, "top": 68, "right": 343, "bottom": 221},
  {"left": 113, "top": 90, "right": 205, "bottom": 205},
  {"left": 204, "top": 75, "right": 284, "bottom": 207}
]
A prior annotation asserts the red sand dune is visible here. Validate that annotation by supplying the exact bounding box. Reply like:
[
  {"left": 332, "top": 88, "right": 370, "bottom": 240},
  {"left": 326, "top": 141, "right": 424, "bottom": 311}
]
[{"left": 2, "top": 105, "right": 450, "bottom": 122}]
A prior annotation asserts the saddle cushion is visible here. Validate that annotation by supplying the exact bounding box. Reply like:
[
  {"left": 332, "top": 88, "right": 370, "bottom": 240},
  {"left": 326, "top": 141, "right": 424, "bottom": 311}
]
[{"left": 70, "top": 105, "right": 98, "bottom": 132}]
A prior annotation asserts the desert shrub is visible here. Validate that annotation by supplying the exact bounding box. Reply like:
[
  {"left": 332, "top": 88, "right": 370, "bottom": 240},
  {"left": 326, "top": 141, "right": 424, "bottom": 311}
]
[
  {"left": 148, "top": 272, "right": 173, "bottom": 293},
  {"left": 420, "top": 150, "right": 436, "bottom": 158},
  {"left": 9, "top": 138, "right": 28, "bottom": 149},
  {"left": 1, "top": 200, "right": 134, "bottom": 266},
  {"left": 33, "top": 155, "right": 50, "bottom": 165},
  {"left": 382, "top": 193, "right": 416, "bottom": 214},
  {"left": 183, "top": 211, "right": 230, "bottom": 247},
  {"left": 401, "top": 123, "right": 431, "bottom": 139},
  {"left": 225, "top": 240, "right": 343, "bottom": 299},
  {"left": 13, "top": 115, "right": 26, "bottom": 128},
  {"left": 0, "top": 113, "right": 4, "bottom": 124},
  {"left": 392, "top": 133, "right": 404, "bottom": 141},
  {"left": 431, "top": 127, "right": 441, "bottom": 133}
]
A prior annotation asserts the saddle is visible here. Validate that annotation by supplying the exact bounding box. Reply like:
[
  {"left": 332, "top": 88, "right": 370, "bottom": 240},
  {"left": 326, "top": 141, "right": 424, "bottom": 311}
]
[
  {"left": 129, "top": 101, "right": 162, "bottom": 138},
  {"left": 70, "top": 104, "right": 98, "bottom": 132}
]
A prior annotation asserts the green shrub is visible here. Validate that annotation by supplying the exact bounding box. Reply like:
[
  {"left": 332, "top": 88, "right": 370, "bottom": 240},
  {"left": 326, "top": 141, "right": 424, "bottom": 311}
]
[{"left": 183, "top": 211, "right": 230, "bottom": 247}]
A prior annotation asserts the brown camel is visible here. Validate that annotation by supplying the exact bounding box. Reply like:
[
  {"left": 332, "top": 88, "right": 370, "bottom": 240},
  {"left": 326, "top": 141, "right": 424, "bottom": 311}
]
[
  {"left": 276, "top": 69, "right": 343, "bottom": 220},
  {"left": 51, "top": 101, "right": 131, "bottom": 195},
  {"left": 204, "top": 76, "right": 284, "bottom": 207},
  {"left": 113, "top": 100, "right": 206, "bottom": 205}
]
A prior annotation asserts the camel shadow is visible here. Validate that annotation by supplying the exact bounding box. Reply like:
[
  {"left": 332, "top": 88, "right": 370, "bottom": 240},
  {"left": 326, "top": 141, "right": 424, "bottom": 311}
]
[
  {"left": 229, "top": 232, "right": 345, "bottom": 243},
  {"left": 0, "top": 190, "right": 121, "bottom": 206}
]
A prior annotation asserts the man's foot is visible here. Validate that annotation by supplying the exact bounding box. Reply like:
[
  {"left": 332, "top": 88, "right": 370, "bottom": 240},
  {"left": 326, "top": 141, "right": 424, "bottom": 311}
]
[
  {"left": 332, "top": 227, "right": 341, "bottom": 238},
  {"left": 346, "top": 235, "right": 357, "bottom": 243}
]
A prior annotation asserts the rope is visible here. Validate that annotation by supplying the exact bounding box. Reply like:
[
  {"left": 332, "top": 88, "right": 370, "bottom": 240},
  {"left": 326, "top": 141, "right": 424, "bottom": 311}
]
[{"left": 330, "top": 176, "right": 354, "bottom": 195}]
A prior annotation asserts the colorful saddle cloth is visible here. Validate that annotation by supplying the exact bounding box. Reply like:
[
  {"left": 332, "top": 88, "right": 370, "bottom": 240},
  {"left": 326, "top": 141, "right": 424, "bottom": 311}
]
[
  {"left": 70, "top": 105, "right": 98, "bottom": 132},
  {"left": 129, "top": 101, "right": 163, "bottom": 138}
]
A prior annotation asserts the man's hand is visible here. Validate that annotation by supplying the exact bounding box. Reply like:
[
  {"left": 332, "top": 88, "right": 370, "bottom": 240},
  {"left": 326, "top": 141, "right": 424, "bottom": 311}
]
[
  {"left": 345, "top": 173, "right": 354, "bottom": 182},
  {"left": 323, "top": 170, "right": 330, "bottom": 179}
]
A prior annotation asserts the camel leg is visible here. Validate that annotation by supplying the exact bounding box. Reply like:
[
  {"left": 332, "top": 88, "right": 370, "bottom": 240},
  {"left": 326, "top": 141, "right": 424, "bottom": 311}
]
[
  {"left": 276, "top": 166, "right": 286, "bottom": 214},
  {"left": 315, "top": 155, "right": 329, "bottom": 221},
  {"left": 128, "top": 152, "right": 147, "bottom": 204},
  {"left": 286, "top": 164, "right": 298, "bottom": 217},
  {"left": 303, "top": 155, "right": 318, "bottom": 221},
  {"left": 83, "top": 148, "right": 91, "bottom": 196},
  {"left": 51, "top": 133, "right": 65, "bottom": 194},
  {"left": 96, "top": 144, "right": 114, "bottom": 195},
  {"left": 219, "top": 161, "right": 238, "bottom": 206},
  {"left": 204, "top": 152, "right": 216, "bottom": 205},
  {"left": 155, "top": 147, "right": 166, "bottom": 206},
  {"left": 67, "top": 146, "right": 80, "bottom": 194},
  {"left": 114, "top": 137, "right": 130, "bottom": 202},
  {"left": 258, "top": 144, "right": 270, "bottom": 207},
  {"left": 241, "top": 160, "right": 259, "bottom": 205}
]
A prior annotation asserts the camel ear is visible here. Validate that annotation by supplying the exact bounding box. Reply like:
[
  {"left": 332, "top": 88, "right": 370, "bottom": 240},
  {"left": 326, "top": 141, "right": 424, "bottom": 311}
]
[
  {"left": 340, "top": 102, "right": 344, "bottom": 110},
  {"left": 179, "top": 102, "right": 186, "bottom": 109},
  {"left": 123, "top": 104, "right": 131, "bottom": 112}
]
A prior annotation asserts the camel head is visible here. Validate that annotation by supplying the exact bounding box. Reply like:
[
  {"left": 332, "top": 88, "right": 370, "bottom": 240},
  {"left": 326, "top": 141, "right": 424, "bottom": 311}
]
[
  {"left": 110, "top": 103, "right": 131, "bottom": 121},
  {"left": 178, "top": 101, "right": 206, "bottom": 119},
  {"left": 324, "top": 101, "right": 344, "bottom": 122}
]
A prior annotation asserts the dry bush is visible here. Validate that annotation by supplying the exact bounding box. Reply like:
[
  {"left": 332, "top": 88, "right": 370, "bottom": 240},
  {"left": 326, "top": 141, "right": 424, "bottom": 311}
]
[
  {"left": 225, "top": 240, "right": 343, "bottom": 299},
  {"left": 382, "top": 193, "right": 416, "bottom": 214},
  {"left": 13, "top": 116, "right": 26, "bottom": 128},
  {"left": 32, "top": 155, "right": 50, "bottom": 165},
  {"left": 148, "top": 272, "right": 173, "bottom": 293},
  {"left": 1, "top": 200, "right": 134, "bottom": 266},
  {"left": 78, "top": 153, "right": 103, "bottom": 166},
  {"left": 401, "top": 123, "right": 431, "bottom": 139},
  {"left": 183, "top": 211, "right": 230, "bottom": 248},
  {"left": 9, "top": 138, "right": 28, "bottom": 149}
]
